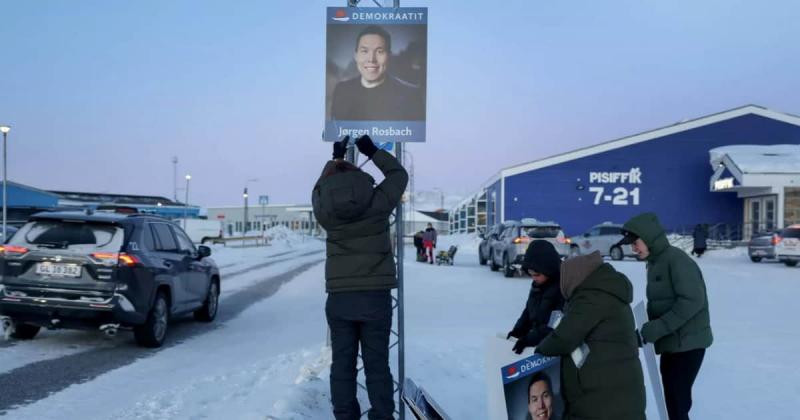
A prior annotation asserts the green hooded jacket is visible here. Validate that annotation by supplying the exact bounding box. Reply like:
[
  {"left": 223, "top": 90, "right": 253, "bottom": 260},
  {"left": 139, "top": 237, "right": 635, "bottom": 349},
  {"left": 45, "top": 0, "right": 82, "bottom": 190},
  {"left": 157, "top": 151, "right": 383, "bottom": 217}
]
[
  {"left": 623, "top": 212, "right": 713, "bottom": 354},
  {"left": 537, "top": 252, "right": 646, "bottom": 420},
  {"left": 311, "top": 150, "right": 408, "bottom": 293}
]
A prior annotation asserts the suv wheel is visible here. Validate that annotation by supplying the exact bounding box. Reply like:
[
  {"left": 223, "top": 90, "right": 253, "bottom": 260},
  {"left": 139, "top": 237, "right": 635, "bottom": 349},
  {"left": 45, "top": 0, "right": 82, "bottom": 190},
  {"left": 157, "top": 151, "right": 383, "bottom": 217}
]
[
  {"left": 610, "top": 246, "right": 624, "bottom": 261},
  {"left": 785, "top": 260, "right": 798, "bottom": 267},
  {"left": 134, "top": 291, "right": 169, "bottom": 348},
  {"left": 194, "top": 281, "right": 219, "bottom": 322},
  {"left": 8, "top": 321, "right": 40, "bottom": 340},
  {"left": 503, "top": 254, "right": 515, "bottom": 278},
  {"left": 489, "top": 250, "right": 500, "bottom": 271},
  {"left": 750, "top": 256, "right": 762, "bottom": 263},
  {"left": 479, "top": 251, "right": 487, "bottom": 266}
]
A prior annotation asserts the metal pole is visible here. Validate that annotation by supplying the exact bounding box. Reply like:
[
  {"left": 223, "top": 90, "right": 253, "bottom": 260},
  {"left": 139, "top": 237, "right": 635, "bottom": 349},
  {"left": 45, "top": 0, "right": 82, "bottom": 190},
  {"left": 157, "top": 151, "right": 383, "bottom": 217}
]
[
  {"left": 184, "top": 177, "right": 190, "bottom": 230},
  {"left": 172, "top": 156, "right": 178, "bottom": 202},
  {"left": 2, "top": 130, "right": 7, "bottom": 240},
  {"left": 395, "top": 142, "right": 405, "bottom": 420},
  {"left": 243, "top": 187, "right": 249, "bottom": 235},
  {"left": 394, "top": 3, "right": 406, "bottom": 417}
]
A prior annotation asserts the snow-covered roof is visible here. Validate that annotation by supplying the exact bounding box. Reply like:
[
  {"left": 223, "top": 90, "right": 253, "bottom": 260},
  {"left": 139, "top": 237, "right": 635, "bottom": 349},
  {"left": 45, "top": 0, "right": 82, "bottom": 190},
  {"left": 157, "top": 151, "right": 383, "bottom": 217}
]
[
  {"left": 709, "top": 145, "right": 800, "bottom": 174},
  {"left": 404, "top": 210, "right": 444, "bottom": 224},
  {"left": 501, "top": 104, "right": 800, "bottom": 178}
]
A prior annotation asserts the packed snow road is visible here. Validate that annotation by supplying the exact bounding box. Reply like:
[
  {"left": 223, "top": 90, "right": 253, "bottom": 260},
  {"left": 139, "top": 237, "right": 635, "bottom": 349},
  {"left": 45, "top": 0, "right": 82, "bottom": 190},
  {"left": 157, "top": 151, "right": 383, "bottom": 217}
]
[{"left": 0, "top": 242, "right": 324, "bottom": 414}]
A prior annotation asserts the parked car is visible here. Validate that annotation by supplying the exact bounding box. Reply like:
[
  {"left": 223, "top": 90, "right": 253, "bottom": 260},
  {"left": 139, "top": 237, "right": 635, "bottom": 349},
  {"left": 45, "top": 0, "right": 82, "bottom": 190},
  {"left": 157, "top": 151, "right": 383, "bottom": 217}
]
[
  {"left": 0, "top": 211, "right": 220, "bottom": 348},
  {"left": 776, "top": 225, "right": 800, "bottom": 267},
  {"left": 479, "top": 223, "right": 506, "bottom": 266},
  {"left": 173, "top": 218, "right": 224, "bottom": 244},
  {"left": 573, "top": 222, "right": 636, "bottom": 260},
  {"left": 490, "top": 219, "right": 570, "bottom": 278},
  {"left": 748, "top": 231, "right": 780, "bottom": 262}
]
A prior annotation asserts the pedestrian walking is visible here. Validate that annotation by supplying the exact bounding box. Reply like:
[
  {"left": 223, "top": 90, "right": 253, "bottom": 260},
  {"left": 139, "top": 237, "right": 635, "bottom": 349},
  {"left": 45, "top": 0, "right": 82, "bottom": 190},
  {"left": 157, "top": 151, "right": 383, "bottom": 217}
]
[
  {"left": 413, "top": 230, "right": 425, "bottom": 262},
  {"left": 312, "top": 135, "right": 408, "bottom": 420},
  {"left": 691, "top": 224, "right": 708, "bottom": 257},
  {"left": 422, "top": 223, "right": 437, "bottom": 265},
  {"left": 620, "top": 212, "right": 713, "bottom": 420}
]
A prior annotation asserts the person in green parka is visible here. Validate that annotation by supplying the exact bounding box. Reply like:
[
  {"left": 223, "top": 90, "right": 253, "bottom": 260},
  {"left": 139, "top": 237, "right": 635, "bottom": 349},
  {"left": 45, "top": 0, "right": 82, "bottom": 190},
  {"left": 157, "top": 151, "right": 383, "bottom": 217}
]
[
  {"left": 536, "top": 251, "right": 646, "bottom": 420},
  {"left": 620, "top": 212, "right": 713, "bottom": 420}
]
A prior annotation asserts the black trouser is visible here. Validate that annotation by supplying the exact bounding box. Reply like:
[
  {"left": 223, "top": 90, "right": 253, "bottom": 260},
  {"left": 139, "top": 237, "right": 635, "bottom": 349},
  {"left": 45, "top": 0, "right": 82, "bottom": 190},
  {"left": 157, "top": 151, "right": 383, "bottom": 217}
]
[
  {"left": 326, "top": 290, "right": 394, "bottom": 420},
  {"left": 660, "top": 348, "right": 705, "bottom": 420}
]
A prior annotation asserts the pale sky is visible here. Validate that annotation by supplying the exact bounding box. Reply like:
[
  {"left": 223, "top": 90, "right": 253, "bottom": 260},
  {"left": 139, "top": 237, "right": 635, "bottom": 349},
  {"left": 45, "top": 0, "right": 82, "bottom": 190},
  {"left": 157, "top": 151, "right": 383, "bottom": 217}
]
[{"left": 2, "top": 0, "right": 799, "bottom": 207}]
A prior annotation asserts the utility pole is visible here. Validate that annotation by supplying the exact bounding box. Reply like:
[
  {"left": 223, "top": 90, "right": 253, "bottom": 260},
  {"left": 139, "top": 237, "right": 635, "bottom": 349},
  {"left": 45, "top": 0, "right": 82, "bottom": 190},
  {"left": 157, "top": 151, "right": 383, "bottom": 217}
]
[
  {"left": 243, "top": 187, "right": 249, "bottom": 234},
  {"left": 172, "top": 156, "right": 178, "bottom": 202}
]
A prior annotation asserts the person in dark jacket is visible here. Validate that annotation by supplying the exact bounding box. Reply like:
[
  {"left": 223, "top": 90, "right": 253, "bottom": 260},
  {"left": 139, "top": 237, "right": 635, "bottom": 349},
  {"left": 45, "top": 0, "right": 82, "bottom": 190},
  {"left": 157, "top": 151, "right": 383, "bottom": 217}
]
[
  {"left": 422, "top": 223, "right": 437, "bottom": 265},
  {"left": 691, "top": 224, "right": 708, "bottom": 257},
  {"left": 507, "top": 240, "right": 564, "bottom": 354},
  {"left": 413, "top": 230, "right": 425, "bottom": 262},
  {"left": 621, "top": 212, "right": 713, "bottom": 420},
  {"left": 312, "top": 135, "right": 408, "bottom": 420},
  {"left": 536, "top": 251, "right": 646, "bottom": 420}
]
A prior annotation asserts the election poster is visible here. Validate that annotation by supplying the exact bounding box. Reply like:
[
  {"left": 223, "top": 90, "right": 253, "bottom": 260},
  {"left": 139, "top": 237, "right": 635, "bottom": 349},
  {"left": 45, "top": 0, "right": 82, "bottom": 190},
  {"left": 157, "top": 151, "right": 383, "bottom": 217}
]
[
  {"left": 325, "top": 7, "right": 428, "bottom": 143},
  {"left": 487, "top": 336, "right": 564, "bottom": 420}
]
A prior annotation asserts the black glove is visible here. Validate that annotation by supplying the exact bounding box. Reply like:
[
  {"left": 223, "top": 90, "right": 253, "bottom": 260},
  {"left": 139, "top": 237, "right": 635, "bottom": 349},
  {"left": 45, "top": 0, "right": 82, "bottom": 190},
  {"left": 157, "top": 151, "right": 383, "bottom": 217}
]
[
  {"left": 635, "top": 329, "right": 645, "bottom": 348},
  {"left": 506, "top": 328, "right": 525, "bottom": 340},
  {"left": 512, "top": 336, "right": 530, "bottom": 354},
  {"left": 355, "top": 135, "right": 379, "bottom": 158},
  {"left": 332, "top": 136, "right": 350, "bottom": 160}
]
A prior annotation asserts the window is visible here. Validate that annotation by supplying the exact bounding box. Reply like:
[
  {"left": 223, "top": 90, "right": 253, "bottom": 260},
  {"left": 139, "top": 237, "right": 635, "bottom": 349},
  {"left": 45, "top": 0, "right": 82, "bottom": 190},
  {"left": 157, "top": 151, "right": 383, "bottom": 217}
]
[
  {"left": 523, "top": 226, "right": 561, "bottom": 239},
  {"left": 600, "top": 227, "right": 620, "bottom": 236},
  {"left": 14, "top": 220, "right": 123, "bottom": 252},
  {"left": 142, "top": 224, "right": 157, "bottom": 251},
  {"left": 783, "top": 228, "right": 800, "bottom": 239},
  {"left": 151, "top": 223, "right": 179, "bottom": 252},
  {"left": 171, "top": 226, "right": 195, "bottom": 254}
]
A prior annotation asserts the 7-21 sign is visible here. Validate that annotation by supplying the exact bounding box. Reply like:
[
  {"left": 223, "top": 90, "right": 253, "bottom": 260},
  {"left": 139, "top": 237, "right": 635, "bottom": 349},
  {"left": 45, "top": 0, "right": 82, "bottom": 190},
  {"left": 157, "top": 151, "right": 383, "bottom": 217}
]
[
  {"left": 589, "top": 187, "right": 640, "bottom": 206},
  {"left": 587, "top": 168, "right": 642, "bottom": 206}
]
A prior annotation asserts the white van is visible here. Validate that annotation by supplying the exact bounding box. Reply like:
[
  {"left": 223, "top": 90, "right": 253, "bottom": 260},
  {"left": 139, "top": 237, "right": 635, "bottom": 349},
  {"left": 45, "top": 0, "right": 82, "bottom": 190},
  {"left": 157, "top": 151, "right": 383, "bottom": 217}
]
[{"left": 173, "top": 218, "right": 223, "bottom": 244}]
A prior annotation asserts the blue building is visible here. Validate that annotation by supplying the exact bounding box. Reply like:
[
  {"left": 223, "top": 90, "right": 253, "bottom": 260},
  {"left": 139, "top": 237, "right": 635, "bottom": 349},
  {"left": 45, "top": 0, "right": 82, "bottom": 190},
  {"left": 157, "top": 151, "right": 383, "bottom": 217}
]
[{"left": 452, "top": 105, "right": 800, "bottom": 239}]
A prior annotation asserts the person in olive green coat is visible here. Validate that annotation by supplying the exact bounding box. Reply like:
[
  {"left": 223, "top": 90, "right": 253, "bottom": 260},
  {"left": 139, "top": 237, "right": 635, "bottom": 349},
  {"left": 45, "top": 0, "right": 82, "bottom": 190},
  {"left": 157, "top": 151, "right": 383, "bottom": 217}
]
[
  {"left": 312, "top": 135, "right": 408, "bottom": 420},
  {"left": 621, "top": 212, "right": 713, "bottom": 420},
  {"left": 536, "top": 251, "right": 646, "bottom": 420}
]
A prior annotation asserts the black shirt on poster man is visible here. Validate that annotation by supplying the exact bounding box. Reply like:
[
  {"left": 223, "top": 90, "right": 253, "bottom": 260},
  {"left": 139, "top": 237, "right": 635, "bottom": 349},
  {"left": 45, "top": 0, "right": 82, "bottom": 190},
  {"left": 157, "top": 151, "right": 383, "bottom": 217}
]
[{"left": 331, "top": 75, "right": 424, "bottom": 121}]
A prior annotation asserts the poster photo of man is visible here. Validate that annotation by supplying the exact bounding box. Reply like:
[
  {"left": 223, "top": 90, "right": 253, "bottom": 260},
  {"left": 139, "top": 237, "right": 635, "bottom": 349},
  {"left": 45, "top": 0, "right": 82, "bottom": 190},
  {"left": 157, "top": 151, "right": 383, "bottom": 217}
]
[
  {"left": 325, "top": 7, "right": 427, "bottom": 143},
  {"left": 501, "top": 354, "right": 564, "bottom": 420}
]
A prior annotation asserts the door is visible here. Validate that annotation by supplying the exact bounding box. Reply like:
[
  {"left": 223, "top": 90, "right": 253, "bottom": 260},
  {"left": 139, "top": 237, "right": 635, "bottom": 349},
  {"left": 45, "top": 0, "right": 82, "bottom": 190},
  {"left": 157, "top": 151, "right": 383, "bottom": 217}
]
[
  {"left": 579, "top": 227, "right": 601, "bottom": 254},
  {"left": 746, "top": 196, "right": 778, "bottom": 239},
  {"left": 171, "top": 225, "right": 209, "bottom": 307},
  {"left": 150, "top": 223, "right": 191, "bottom": 312}
]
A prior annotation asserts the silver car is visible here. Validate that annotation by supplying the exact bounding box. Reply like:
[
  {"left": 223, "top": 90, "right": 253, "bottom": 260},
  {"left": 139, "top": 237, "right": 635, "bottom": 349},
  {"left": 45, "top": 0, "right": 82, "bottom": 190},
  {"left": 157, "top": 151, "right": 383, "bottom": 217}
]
[
  {"left": 490, "top": 219, "right": 570, "bottom": 278},
  {"left": 776, "top": 225, "right": 800, "bottom": 267},
  {"left": 573, "top": 223, "right": 635, "bottom": 261},
  {"left": 748, "top": 231, "right": 779, "bottom": 263}
]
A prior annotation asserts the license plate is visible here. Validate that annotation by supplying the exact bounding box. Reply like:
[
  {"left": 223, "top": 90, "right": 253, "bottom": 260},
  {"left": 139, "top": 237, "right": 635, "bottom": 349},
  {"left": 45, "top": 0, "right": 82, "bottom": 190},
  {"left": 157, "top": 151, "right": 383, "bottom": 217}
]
[
  {"left": 753, "top": 250, "right": 766, "bottom": 256},
  {"left": 35, "top": 263, "right": 82, "bottom": 278}
]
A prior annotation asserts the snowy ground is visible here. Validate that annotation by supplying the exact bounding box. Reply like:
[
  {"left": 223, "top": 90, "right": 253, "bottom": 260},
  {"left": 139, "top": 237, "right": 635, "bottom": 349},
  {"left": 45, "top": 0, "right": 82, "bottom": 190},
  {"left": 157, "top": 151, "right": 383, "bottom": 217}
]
[{"left": 2, "top": 232, "right": 798, "bottom": 419}]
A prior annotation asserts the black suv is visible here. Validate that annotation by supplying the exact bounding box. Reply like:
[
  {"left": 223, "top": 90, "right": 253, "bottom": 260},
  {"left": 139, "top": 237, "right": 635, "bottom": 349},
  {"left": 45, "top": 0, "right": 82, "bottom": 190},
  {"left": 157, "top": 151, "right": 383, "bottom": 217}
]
[{"left": 0, "top": 211, "right": 220, "bottom": 348}]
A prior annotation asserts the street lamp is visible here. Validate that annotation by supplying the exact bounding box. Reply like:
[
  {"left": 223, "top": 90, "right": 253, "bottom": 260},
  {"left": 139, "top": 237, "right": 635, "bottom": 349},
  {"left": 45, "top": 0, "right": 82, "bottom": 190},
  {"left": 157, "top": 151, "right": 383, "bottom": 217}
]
[
  {"left": 184, "top": 174, "right": 191, "bottom": 229},
  {"left": 243, "top": 188, "right": 249, "bottom": 234},
  {"left": 0, "top": 125, "right": 10, "bottom": 241},
  {"left": 243, "top": 178, "right": 257, "bottom": 235}
]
